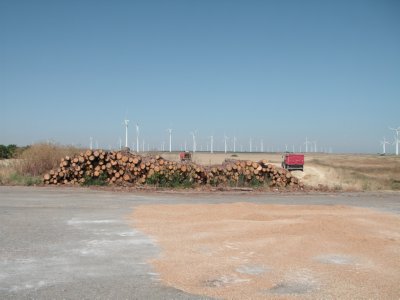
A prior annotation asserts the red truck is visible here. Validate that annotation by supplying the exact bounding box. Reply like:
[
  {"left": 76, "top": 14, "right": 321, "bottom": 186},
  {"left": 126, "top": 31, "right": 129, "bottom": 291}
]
[
  {"left": 282, "top": 154, "right": 304, "bottom": 171},
  {"left": 179, "top": 152, "right": 192, "bottom": 162}
]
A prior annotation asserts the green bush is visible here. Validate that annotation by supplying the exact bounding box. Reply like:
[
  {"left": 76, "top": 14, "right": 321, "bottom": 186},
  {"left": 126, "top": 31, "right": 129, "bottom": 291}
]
[
  {"left": 0, "top": 144, "right": 18, "bottom": 159},
  {"left": 8, "top": 173, "right": 42, "bottom": 186},
  {"left": 146, "top": 172, "right": 193, "bottom": 188},
  {"left": 235, "top": 174, "right": 266, "bottom": 187},
  {"left": 81, "top": 173, "right": 108, "bottom": 186},
  {"left": 390, "top": 180, "right": 400, "bottom": 190}
]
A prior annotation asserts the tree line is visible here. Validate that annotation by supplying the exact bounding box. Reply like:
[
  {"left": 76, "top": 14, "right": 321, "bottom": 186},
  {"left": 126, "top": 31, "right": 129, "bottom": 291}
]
[{"left": 0, "top": 144, "right": 28, "bottom": 159}]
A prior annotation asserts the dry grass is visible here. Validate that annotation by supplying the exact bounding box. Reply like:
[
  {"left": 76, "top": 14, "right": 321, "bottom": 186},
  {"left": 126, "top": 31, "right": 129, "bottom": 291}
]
[
  {"left": 18, "top": 143, "right": 81, "bottom": 176},
  {"left": 307, "top": 154, "right": 400, "bottom": 191},
  {"left": 0, "top": 159, "right": 19, "bottom": 184},
  {"left": 0, "top": 144, "right": 81, "bottom": 185}
]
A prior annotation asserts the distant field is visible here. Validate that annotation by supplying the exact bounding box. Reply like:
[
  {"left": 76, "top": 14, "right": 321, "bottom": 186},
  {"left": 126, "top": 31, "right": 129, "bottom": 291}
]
[
  {"left": 302, "top": 154, "right": 400, "bottom": 191},
  {"left": 159, "top": 152, "right": 400, "bottom": 191}
]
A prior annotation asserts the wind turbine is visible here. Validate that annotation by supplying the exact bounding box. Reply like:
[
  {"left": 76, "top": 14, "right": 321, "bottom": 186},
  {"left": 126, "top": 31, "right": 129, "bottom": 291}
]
[
  {"left": 390, "top": 127, "right": 400, "bottom": 155},
  {"left": 210, "top": 135, "right": 214, "bottom": 154},
  {"left": 304, "top": 137, "right": 310, "bottom": 153},
  {"left": 233, "top": 136, "right": 237, "bottom": 153},
  {"left": 249, "top": 137, "right": 252, "bottom": 153},
  {"left": 136, "top": 124, "right": 140, "bottom": 153},
  {"left": 260, "top": 139, "right": 264, "bottom": 152},
  {"left": 191, "top": 131, "right": 197, "bottom": 153},
  {"left": 223, "top": 134, "right": 229, "bottom": 154},
  {"left": 380, "top": 137, "right": 390, "bottom": 154},
  {"left": 123, "top": 119, "right": 129, "bottom": 148},
  {"left": 167, "top": 128, "right": 172, "bottom": 152},
  {"left": 90, "top": 137, "right": 93, "bottom": 150}
]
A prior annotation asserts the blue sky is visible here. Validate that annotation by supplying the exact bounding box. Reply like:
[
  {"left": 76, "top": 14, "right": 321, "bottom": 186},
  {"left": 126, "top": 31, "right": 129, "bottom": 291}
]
[{"left": 1, "top": 0, "right": 399, "bottom": 153}]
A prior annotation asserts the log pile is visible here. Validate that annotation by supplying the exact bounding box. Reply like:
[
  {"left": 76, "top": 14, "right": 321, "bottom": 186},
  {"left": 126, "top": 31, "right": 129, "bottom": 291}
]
[{"left": 43, "top": 150, "right": 302, "bottom": 188}]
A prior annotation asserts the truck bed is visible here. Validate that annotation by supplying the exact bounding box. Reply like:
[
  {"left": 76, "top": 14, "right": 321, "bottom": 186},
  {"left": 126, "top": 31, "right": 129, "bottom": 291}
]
[{"left": 282, "top": 154, "right": 304, "bottom": 171}]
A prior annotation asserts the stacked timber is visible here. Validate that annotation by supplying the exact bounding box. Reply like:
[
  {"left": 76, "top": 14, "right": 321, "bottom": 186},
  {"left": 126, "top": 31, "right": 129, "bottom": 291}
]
[{"left": 43, "top": 150, "right": 302, "bottom": 188}]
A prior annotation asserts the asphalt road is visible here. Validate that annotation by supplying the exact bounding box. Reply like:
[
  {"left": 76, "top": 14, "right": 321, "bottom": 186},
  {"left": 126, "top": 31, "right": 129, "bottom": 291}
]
[{"left": 0, "top": 186, "right": 399, "bottom": 299}]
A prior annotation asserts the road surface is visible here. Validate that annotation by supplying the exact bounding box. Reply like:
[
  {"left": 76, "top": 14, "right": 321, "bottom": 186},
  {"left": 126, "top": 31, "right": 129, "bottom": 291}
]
[{"left": 0, "top": 186, "right": 399, "bottom": 299}]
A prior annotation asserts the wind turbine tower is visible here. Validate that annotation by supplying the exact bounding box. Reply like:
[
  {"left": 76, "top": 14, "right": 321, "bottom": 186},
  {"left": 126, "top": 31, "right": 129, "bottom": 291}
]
[
  {"left": 191, "top": 131, "right": 197, "bottom": 153},
  {"left": 260, "top": 139, "right": 264, "bottom": 152},
  {"left": 224, "top": 135, "right": 229, "bottom": 154},
  {"left": 123, "top": 119, "right": 129, "bottom": 148},
  {"left": 381, "top": 137, "right": 389, "bottom": 154},
  {"left": 233, "top": 136, "right": 237, "bottom": 153},
  {"left": 210, "top": 136, "right": 214, "bottom": 154},
  {"left": 390, "top": 127, "right": 400, "bottom": 155},
  {"left": 90, "top": 137, "right": 93, "bottom": 150},
  {"left": 304, "top": 137, "right": 310, "bottom": 153},
  {"left": 168, "top": 128, "right": 172, "bottom": 152},
  {"left": 249, "top": 137, "right": 252, "bottom": 153},
  {"left": 136, "top": 124, "right": 140, "bottom": 153}
]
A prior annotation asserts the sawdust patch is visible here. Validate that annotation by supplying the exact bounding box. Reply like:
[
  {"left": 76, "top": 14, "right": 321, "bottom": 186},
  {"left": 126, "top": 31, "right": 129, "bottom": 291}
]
[{"left": 131, "top": 203, "right": 400, "bottom": 299}]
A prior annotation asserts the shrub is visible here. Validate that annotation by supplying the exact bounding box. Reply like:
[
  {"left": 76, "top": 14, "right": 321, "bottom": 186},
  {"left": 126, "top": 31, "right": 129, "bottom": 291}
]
[
  {"left": 0, "top": 144, "right": 18, "bottom": 159},
  {"left": 390, "top": 180, "right": 400, "bottom": 190},
  {"left": 7, "top": 173, "right": 42, "bottom": 186},
  {"left": 146, "top": 172, "right": 194, "bottom": 188},
  {"left": 81, "top": 173, "right": 108, "bottom": 186}
]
